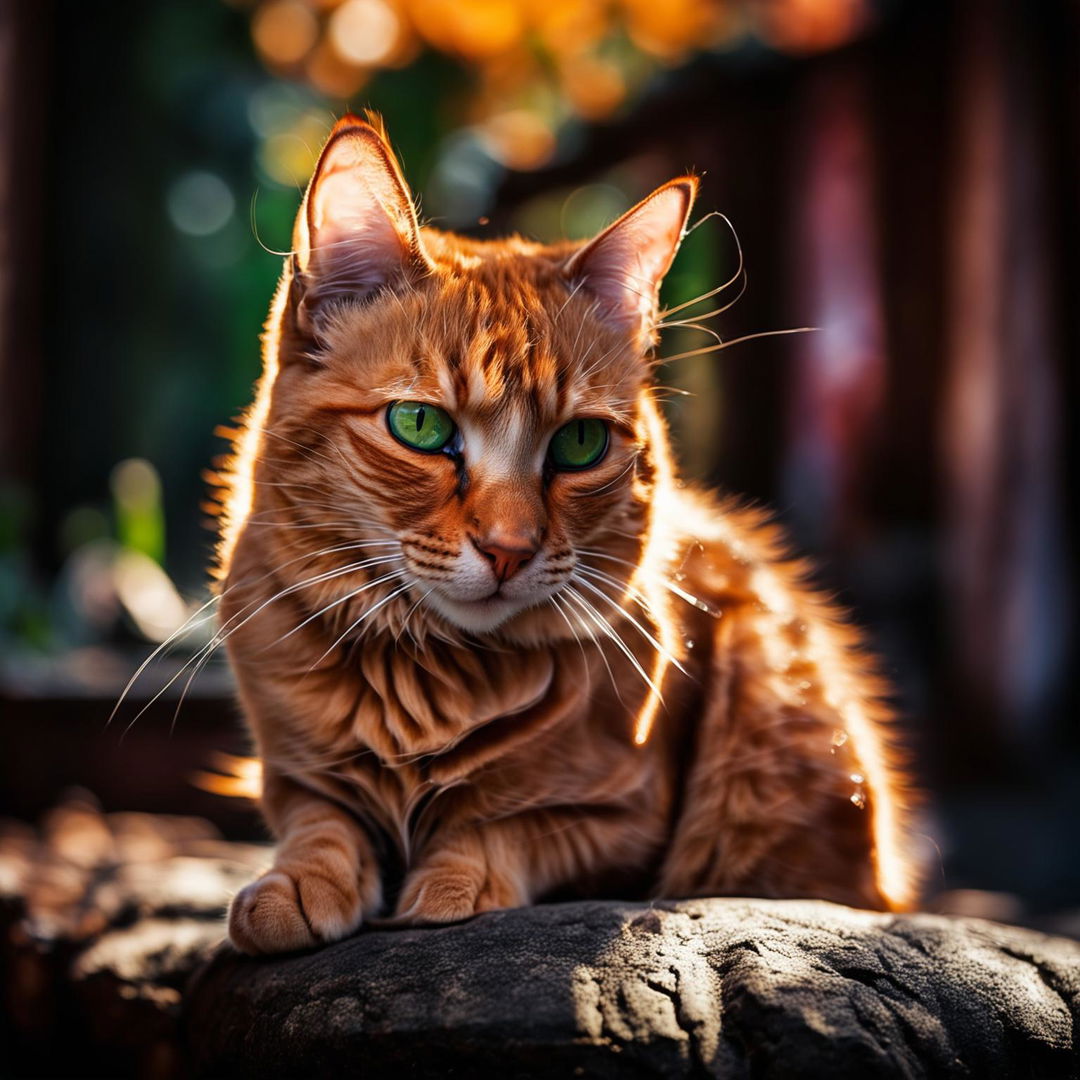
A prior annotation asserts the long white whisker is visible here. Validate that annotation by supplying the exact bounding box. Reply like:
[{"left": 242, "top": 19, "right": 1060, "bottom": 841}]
[
  {"left": 579, "top": 548, "right": 720, "bottom": 615},
  {"left": 308, "top": 580, "right": 413, "bottom": 670},
  {"left": 548, "top": 593, "right": 601, "bottom": 704},
  {"left": 579, "top": 457, "right": 636, "bottom": 498},
  {"left": 396, "top": 586, "right": 435, "bottom": 646},
  {"left": 169, "top": 559, "right": 405, "bottom": 733},
  {"left": 260, "top": 428, "right": 338, "bottom": 467},
  {"left": 657, "top": 271, "right": 748, "bottom": 330},
  {"left": 108, "top": 592, "right": 223, "bottom": 729},
  {"left": 110, "top": 540, "right": 401, "bottom": 728},
  {"left": 122, "top": 554, "right": 401, "bottom": 738},
  {"left": 564, "top": 586, "right": 663, "bottom": 703},
  {"left": 576, "top": 564, "right": 654, "bottom": 614},
  {"left": 268, "top": 565, "right": 408, "bottom": 649},
  {"left": 572, "top": 574, "right": 686, "bottom": 675}
]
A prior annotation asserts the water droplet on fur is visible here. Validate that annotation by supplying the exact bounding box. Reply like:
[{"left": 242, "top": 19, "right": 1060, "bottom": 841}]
[
  {"left": 850, "top": 790, "right": 867, "bottom": 810},
  {"left": 797, "top": 680, "right": 812, "bottom": 692},
  {"left": 831, "top": 729, "right": 849, "bottom": 748},
  {"left": 668, "top": 580, "right": 724, "bottom": 618},
  {"left": 850, "top": 772, "right": 865, "bottom": 785},
  {"left": 685, "top": 639, "right": 695, "bottom": 650},
  {"left": 673, "top": 572, "right": 686, "bottom": 582}
]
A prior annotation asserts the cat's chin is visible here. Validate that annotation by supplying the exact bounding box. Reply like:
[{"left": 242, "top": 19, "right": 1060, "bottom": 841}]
[{"left": 424, "top": 591, "right": 527, "bottom": 635}]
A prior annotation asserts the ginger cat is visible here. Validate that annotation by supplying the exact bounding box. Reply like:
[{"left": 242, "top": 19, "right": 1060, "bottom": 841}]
[{"left": 217, "top": 114, "right": 917, "bottom": 954}]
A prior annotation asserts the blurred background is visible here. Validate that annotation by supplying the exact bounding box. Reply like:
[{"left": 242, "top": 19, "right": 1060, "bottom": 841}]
[{"left": 0, "top": 0, "right": 1076, "bottom": 916}]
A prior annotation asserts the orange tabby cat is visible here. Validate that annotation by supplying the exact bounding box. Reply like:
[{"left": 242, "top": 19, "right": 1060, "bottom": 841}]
[{"left": 216, "top": 114, "right": 917, "bottom": 954}]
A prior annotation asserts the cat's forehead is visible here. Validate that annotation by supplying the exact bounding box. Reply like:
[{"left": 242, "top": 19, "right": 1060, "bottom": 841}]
[{"left": 324, "top": 252, "right": 640, "bottom": 423}]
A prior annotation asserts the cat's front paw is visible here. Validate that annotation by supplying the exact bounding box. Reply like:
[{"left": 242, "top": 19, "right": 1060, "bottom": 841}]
[
  {"left": 228, "top": 867, "right": 364, "bottom": 954},
  {"left": 394, "top": 862, "right": 524, "bottom": 925}
]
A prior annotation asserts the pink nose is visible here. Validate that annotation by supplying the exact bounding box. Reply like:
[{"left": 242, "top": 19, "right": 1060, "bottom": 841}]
[{"left": 473, "top": 534, "right": 539, "bottom": 583}]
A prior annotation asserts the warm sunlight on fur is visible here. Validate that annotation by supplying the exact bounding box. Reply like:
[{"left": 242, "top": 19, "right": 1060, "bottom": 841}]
[
  {"left": 203, "top": 114, "right": 919, "bottom": 955},
  {"left": 627, "top": 392, "right": 686, "bottom": 745},
  {"left": 192, "top": 751, "right": 264, "bottom": 801}
]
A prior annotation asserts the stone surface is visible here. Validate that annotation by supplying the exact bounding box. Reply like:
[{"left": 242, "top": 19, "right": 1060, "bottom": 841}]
[
  {"left": 3, "top": 797, "right": 1079, "bottom": 1079},
  {"left": 187, "top": 897, "right": 1080, "bottom": 1079}
]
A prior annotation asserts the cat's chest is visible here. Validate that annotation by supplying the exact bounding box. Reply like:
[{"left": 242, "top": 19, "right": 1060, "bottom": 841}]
[{"left": 295, "top": 641, "right": 641, "bottom": 850}]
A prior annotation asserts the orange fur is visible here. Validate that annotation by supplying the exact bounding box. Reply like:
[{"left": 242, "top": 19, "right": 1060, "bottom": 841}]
[{"left": 217, "top": 116, "right": 919, "bottom": 954}]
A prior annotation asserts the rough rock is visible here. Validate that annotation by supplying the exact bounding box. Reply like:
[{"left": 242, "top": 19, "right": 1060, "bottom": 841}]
[
  {"left": 187, "top": 897, "right": 1080, "bottom": 1079},
  {"left": 3, "top": 797, "right": 1079, "bottom": 1078}
]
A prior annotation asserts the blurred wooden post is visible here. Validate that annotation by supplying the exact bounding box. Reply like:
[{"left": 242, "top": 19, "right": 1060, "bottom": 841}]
[
  {"left": 783, "top": 59, "right": 886, "bottom": 553},
  {"left": 941, "top": 0, "right": 1070, "bottom": 758}
]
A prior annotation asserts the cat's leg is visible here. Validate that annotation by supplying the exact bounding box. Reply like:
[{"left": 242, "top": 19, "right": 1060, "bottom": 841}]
[
  {"left": 658, "top": 611, "right": 912, "bottom": 910},
  {"left": 228, "top": 772, "right": 382, "bottom": 954},
  {"left": 394, "top": 808, "right": 656, "bottom": 924}
]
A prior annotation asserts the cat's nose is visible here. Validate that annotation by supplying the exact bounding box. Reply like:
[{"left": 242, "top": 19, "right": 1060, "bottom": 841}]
[{"left": 472, "top": 532, "right": 539, "bottom": 583}]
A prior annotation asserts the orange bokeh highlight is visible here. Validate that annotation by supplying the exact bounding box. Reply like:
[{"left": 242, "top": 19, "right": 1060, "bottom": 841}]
[{"left": 243, "top": 0, "right": 871, "bottom": 165}]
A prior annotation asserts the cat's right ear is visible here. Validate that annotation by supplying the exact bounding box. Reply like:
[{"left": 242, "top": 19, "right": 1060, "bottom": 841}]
[{"left": 291, "top": 115, "right": 431, "bottom": 335}]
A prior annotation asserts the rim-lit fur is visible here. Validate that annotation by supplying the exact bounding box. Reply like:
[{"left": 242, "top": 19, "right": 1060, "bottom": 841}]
[{"left": 215, "top": 116, "right": 920, "bottom": 954}]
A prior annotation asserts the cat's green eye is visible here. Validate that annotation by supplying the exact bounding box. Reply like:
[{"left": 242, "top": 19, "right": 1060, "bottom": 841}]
[
  {"left": 387, "top": 401, "right": 456, "bottom": 453},
  {"left": 548, "top": 418, "right": 609, "bottom": 471}
]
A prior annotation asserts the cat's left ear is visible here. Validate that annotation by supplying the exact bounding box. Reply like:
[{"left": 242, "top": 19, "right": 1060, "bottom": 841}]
[
  {"left": 564, "top": 176, "right": 698, "bottom": 343},
  {"left": 292, "top": 114, "right": 431, "bottom": 334}
]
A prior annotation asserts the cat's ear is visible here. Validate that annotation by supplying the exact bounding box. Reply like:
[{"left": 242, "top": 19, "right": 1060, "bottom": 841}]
[
  {"left": 292, "top": 114, "right": 430, "bottom": 332},
  {"left": 564, "top": 176, "right": 698, "bottom": 342}
]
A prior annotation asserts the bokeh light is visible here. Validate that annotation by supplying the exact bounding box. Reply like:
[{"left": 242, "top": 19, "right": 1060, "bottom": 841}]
[
  {"left": 237, "top": 0, "right": 873, "bottom": 187},
  {"left": 328, "top": 0, "right": 402, "bottom": 66},
  {"left": 252, "top": 0, "right": 320, "bottom": 65},
  {"left": 166, "top": 172, "right": 236, "bottom": 237}
]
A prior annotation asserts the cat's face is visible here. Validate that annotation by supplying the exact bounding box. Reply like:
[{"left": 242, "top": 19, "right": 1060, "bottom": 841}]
[{"left": 254, "top": 116, "right": 695, "bottom": 636}]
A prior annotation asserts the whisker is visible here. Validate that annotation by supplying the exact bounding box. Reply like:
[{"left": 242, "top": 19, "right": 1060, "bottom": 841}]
[
  {"left": 563, "top": 586, "right": 663, "bottom": 704},
  {"left": 572, "top": 574, "right": 686, "bottom": 675},
  {"left": 659, "top": 212, "right": 745, "bottom": 318},
  {"left": 576, "top": 563, "right": 654, "bottom": 615},
  {"left": 260, "top": 428, "right": 338, "bottom": 467},
  {"left": 579, "top": 547, "right": 721, "bottom": 616},
  {"left": 121, "top": 553, "right": 401, "bottom": 738},
  {"left": 656, "top": 271, "right": 748, "bottom": 331},
  {"left": 308, "top": 580, "right": 413, "bottom": 670},
  {"left": 396, "top": 586, "right": 435, "bottom": 646},
  {"left": 169, "top": 557, "right": 405, "bottom": 733},
  {"left": 548, "top": 593, "right": 601, "bottom": 704},
  {"left": 659, "top": 326, "right": 817, "bottom": 366},
  {"left": 267, "top": 564, "right": 407, "bottom": 650},
  {"left": 109, "top": 540, "right": 401, "bottom": 729},
  {"left": 578, "top": 457, "right": 637, "bottom": 498},
  {"left": 108, "top": 593, "right": 223, "bottom": 729}
]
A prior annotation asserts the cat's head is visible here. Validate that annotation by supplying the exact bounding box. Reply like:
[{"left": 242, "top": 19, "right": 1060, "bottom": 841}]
[{"left": 250, "top": 114, "right": 695, "bottom": 637}]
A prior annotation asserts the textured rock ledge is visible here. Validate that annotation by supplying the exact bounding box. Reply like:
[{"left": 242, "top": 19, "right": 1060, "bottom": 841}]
[
  {"left": 187, "top": 897, "right": 1080, "bottom": 1079},
  {"left": 3, "top": 800, "right": 1078, "bottom": 1078}
]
